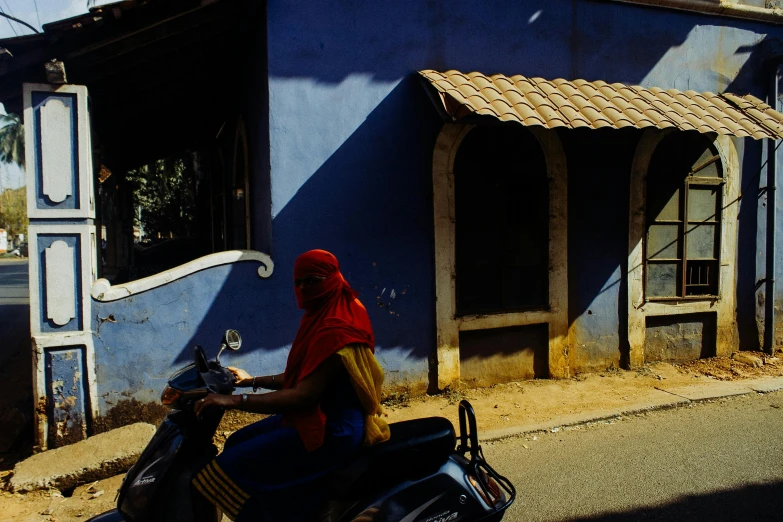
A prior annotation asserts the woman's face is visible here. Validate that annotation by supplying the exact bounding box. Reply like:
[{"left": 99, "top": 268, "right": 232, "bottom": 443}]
[{"left": 294, "top": 275, "right": 325, "bottom": 290}]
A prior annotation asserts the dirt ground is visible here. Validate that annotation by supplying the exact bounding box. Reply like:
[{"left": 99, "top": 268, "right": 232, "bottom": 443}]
[{"left": 1, "top": 350, "right": 781, "bottom": 521}]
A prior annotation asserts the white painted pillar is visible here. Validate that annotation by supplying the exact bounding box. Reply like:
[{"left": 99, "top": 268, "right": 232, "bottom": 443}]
[{"left": 23, "top": 84, "right": 98, "bottom": 449}]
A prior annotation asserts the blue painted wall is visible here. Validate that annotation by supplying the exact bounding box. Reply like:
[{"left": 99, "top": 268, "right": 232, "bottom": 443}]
[
  {"left": 92, "top": 261, "right": 289, "bottom": 414},
  {"left": 262, "top": 0, "right": 783, "bottom": 377}
]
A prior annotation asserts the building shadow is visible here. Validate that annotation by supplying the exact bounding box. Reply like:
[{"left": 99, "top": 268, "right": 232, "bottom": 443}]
[{"left": 571, "top": 481, "right": 783, "bottom": 522}]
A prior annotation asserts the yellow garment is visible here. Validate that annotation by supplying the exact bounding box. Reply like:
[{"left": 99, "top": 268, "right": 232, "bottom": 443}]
[{"left": 336, "top": 344, "right": 391, "bottom": 446}]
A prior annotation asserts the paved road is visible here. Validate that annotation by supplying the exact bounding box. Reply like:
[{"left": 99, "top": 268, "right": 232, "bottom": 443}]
[
  {"left": 0, "top": 259, "right": 31, "bottom": 417},
  {"left": 484, "top": 392, "right": 783, "bottom": 521},
  {"left": 0, "top": 259, "right": 29, "bottom": 363}
]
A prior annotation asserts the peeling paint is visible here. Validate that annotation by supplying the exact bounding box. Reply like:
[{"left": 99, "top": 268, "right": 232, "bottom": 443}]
[
  {"left": 55, "top": 395, "right": 78, "bottom": 409},
  {"left": 50, "top": 410, "right": 84, "bottom": 448}
]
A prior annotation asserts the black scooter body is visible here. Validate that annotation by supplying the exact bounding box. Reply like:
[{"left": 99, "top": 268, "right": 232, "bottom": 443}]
[
  {"left": 88, "top": 410, "right": 220, "bottom": 522},
  {"left": 334, "top": 457, "right": 504, "bottom": 522},
  {"left": 89, "top": 338, "right": 515, "bottom": 522}
]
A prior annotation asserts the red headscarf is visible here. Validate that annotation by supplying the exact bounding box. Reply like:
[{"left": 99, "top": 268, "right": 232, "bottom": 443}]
[{"left": 283, "top": 250, "right": 374, "bottom": 451}]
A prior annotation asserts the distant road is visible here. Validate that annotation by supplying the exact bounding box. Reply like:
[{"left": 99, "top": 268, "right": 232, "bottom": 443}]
[
  {"left": 484, "top": 392, "right": 783, "bottom": 521},
  {"left": 0, "top": 259, "right": 29, "bottom": 365}
]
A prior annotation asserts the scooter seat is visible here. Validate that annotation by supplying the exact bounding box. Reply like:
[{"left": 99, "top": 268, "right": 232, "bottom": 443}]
[{"left": 325, "top": 416, "right": 456, "bottom": 498}]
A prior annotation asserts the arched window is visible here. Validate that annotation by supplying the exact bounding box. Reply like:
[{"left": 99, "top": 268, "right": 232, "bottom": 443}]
[
  {"left": 453, "top": 125, "right": 550, "bottom": 315},
  {"left": 645, "top": 132, "right": 723, "bottom": 299}
]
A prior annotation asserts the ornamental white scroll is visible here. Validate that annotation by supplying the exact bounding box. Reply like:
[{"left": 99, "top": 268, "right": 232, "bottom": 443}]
[
  {"left": 45, "top": 240, "right": 76, "bottom": 326},
  {"left": 91, "top": 250, "right": 275, "bottom": 302}
]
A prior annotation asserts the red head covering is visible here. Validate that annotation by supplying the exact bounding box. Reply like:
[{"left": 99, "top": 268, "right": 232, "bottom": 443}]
[{"left": 283, "top": 250, "right": 374, "bottom": 451}]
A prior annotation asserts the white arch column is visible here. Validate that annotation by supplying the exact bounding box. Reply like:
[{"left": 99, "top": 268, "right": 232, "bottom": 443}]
[
  {"left": 627, "top": 130, "right": 740, "bottom": 367},
  {"left": 431, "top": 123, "right": 569, "bottom": 389}
]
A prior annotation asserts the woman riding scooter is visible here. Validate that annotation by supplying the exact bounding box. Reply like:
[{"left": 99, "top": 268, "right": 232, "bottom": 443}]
[{"left": 192, "top": 249, "right": 390, "bottom": 521}]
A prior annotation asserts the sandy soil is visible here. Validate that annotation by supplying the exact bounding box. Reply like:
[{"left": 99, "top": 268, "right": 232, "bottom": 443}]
[
  {"left": 1, "top": 350, "right": 780, "bottom": 521},
  {"left": 0, "top": 474, "right": 123, "bottom": 522}
]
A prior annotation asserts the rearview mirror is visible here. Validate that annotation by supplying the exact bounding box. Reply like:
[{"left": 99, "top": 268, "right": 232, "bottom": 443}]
[{"left": 224, "top": 329, "right": 242, "bottom": 351}]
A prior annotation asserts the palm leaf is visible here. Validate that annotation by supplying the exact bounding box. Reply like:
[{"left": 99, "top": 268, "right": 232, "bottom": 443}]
[{"left": 0, "top": 113, "right": 24, "bottom": 168}]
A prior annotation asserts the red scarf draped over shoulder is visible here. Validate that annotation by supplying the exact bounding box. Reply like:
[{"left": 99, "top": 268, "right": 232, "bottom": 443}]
[{"left": 283, "top": 250, "right": 374, "bottom": 451}]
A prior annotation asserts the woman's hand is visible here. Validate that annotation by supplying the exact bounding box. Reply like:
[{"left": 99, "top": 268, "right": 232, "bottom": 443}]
[
  {"left": 194, "top": 393, "right": 239, "bottom": 417},
  {"left": 227, "top": 367, "right": 253, "bottom": 387}
]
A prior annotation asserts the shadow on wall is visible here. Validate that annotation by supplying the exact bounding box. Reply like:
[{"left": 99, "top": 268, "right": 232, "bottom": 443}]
[
  {"left": 728, "top": 37, "right": 783, "bottom": 352},
  {"left": 92, "top": 78, "right": 443, "bottom": 416},
  {"left": 174, "top": 77, "right": 442, "bottom": 386},
  {"left": 562, "top": 128, "right": 639, "bottom": 372}
]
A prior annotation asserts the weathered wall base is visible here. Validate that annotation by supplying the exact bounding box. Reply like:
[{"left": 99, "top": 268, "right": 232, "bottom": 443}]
[
  {"left": 645, "top": 313, "right": 718, "bottom": 363},
  {"left": 93, "top": 398, "right": 169, "bottom": 435},
  {"left": 459, "top": 324, "right": 549, "bottom": 387}
]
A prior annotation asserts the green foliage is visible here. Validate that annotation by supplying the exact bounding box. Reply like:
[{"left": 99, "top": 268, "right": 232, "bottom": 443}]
[
  {"left": 0, "top": 186, "right": 28, "bottom": 238},
  {"left": 0, "top": 113, "right": 24, "bottom": 168},
  {"left": 125, "top": 157, "right": 196, "bottom": 240}
]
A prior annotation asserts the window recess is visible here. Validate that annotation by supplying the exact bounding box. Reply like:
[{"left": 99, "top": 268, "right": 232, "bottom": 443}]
[{"left": 645, "top": 133, "right": 723, "bottom": 301}]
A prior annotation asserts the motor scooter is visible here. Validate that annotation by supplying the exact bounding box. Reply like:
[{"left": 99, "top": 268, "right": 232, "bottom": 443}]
[{"left": 88, "top": 330, "right": 515, "bottom": 522}]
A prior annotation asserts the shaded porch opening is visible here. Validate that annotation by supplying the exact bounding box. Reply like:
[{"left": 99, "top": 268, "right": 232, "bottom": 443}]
[{"left": 0, "top": 0, "right": 264, "bottom": 283}]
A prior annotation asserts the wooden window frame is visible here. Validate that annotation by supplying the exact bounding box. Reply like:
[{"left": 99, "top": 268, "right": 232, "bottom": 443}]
[{"left": 644, "top": 145, "right": 725, "bottom": 302}]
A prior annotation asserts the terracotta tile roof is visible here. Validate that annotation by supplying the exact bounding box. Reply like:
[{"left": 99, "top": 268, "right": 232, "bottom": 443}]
[{"left": 419, "top": 70, "right": 783, "bottom": 140}]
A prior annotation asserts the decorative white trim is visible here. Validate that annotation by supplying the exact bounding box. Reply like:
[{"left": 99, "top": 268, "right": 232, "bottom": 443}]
[
  {"left": 32, "top": 332, "right": 97, "bottom": 451},
  {"left": 45, "top": 241, "right": 76, "bottom": 326},
  {"left": 40, "top": 98, "right": 74, "bottom": 203},
  {"left": 432, "top": 124, "right": 569, "bottom": 389},
  {"left": 24, "top": 83, "right": 94, "bottom": 219},
  {"left": 628, "top": 131, "right": 739, "bottom": 367},
  {"left": 28, "top": 225, "right": 95, "bottom": 336},
  {"left": 91, "top": 250, "right": 275, "bottom": 302}
]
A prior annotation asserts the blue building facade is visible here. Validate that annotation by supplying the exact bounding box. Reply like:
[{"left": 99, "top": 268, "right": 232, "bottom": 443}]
[
  {"left": 8, "top": 0, "right": 783, "bottom": 448},
  {"left": 257, "top": 0, "right": 783, "bottom": 384}
]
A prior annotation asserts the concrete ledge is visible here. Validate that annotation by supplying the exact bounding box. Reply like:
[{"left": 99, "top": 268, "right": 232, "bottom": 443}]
[
  {"left": 659, "top": 381, "right": 755, "bottom": 400},
  {"left": 481, "top": 378, "right": 783, "bottom": 443},
  {"left": 482, "top": 391, "right": 688, "bottom": 442},
  {"left": 747, "top": 376, "right": 783, "bottom": 394},
  {"left": 10, "top": 423, "right": 155, "bottom": 492}
]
